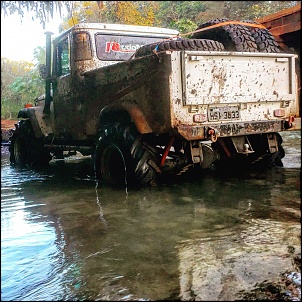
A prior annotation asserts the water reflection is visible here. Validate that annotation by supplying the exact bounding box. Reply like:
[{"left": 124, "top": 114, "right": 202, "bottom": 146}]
[{"left": 1, "top": 130, "right": 300, "bottom": 301}]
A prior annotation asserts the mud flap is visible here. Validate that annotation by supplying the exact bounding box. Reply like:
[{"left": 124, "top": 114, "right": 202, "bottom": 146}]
[{"left": 266, "top": 133, "right": 279, "bottom": 153}]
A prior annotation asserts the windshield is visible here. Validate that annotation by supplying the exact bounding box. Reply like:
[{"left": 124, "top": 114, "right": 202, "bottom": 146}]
[{"left": 95, "top": 34, "right": 168, "bottom": 61}]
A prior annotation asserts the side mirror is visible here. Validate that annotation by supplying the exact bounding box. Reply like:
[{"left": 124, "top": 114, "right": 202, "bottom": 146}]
[{"left": 39, "top": 64, "right": 48, "bottom": 79}]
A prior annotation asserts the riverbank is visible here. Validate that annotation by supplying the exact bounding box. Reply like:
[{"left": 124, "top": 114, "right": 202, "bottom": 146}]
[
  {"left": 1, "top": 119, "right": 17, "bottom": 143},
  {"left": 237, "top": 252, "right": 301, "bottom": 301}
]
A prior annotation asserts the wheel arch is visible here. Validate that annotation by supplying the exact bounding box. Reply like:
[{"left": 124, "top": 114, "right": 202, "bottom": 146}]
[
  {"left": 97, "top": 101, "right": 153, "bottom": 134},
  {"left": 17, "top": 108, "right": 44, "bottom": 138}
]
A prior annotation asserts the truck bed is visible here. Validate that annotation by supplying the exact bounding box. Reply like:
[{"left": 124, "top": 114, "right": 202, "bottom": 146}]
[
  {"left": 170, "top": 51, "right": 299, "bottom": 139},
  {"left": 83, "top": 50, "right": 299, "bottom": 140}
]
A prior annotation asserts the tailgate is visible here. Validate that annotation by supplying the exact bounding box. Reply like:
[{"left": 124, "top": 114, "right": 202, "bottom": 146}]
[
  {"left": 171, "top": 51, "right": 299, "bottom": 140},
  {"left": 182, "top": 52, "right": 295, "bottom": 105},
  {"left": 182, "top": 51, "right": 296, "bottom": 106}
]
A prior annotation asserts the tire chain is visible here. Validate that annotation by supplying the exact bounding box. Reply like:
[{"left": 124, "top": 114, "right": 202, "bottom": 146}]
[{"left": 9, "top": 120, "right": 51, "bottom": 166}]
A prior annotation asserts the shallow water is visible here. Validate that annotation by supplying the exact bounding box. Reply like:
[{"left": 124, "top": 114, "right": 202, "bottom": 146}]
[{"left": 1, "top": 130, "right": 301, "bottom": 301}]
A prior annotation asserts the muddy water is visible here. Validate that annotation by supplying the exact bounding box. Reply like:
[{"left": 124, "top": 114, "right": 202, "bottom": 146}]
[{"left": 1, "top": 131, "right": 301, "bottom": 301}]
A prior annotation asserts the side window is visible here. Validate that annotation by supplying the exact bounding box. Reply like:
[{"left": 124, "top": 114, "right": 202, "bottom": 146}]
[
  {"left": 56, "top": 38, "right": 70, "bottom": 76},
  {"left": 73, "top": 32, "right": 92, "bottom": 61}
]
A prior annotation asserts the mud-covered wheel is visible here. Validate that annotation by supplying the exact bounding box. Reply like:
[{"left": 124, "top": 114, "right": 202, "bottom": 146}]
[
  {"left": 134, "top": 38, "right": 225, "bottom": 58},
  {"left": 241, "top": 20, "right": 281, "bottom": 53},
  {"left": 9, "top": 129, "right": 29, "bottom": 166},
  {"left": 9, "top": 120, "right": 52, "bottom": 167},
  {"left": 94, "top": 122, "right": 161, "bottom": 187},
  {"left": 192, "top": 18, "right": 258, "bottom": 52},
  {"left": 246, "top": 132, "right": 285, "bottom": 168}
]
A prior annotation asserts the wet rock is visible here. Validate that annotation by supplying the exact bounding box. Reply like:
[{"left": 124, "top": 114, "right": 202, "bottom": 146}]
[{"left": 236, "top": 252, "right": 301, "bottom": 301}]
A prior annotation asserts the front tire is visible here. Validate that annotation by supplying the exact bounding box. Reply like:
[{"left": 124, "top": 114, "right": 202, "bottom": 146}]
[
  {"left": 9, "top": 130, "right": 29, "bottom": 166},
  {"left": 9, "top": 120, "right": 52, "bottom": 167}
]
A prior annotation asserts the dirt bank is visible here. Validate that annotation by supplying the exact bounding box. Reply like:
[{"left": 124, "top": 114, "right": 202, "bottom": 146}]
[{"left": 1, "top": 119, "right": 18, "bottom": 143}]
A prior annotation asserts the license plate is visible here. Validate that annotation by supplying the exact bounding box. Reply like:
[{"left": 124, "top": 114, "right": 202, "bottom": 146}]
[{"left": 208, "top": 106, "right": 240, "bottom": 121}]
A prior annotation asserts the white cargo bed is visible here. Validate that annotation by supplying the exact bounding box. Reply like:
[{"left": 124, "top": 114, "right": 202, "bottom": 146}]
[
  {"left": 182, "top": 51, "right": 296, "bottom": 105},
  {"left": 169, "top": 51, "right": 298, "bottom": 139}
]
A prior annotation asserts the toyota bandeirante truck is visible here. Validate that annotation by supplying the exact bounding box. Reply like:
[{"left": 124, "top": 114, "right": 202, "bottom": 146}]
[{"left": 9, "top": 21, "right": 300, "bottom": 187}]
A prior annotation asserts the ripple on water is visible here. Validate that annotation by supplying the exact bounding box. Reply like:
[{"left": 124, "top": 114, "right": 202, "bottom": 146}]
[{"left": 1, "top": 133, "right": 300, "bottom": 301}]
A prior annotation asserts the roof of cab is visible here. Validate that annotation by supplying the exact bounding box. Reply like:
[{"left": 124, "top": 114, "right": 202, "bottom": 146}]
[{"left": 52, "top": 22, "right": 179, "bottom": 43}]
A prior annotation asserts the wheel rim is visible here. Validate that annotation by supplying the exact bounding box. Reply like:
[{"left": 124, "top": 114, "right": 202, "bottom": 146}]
[{"left": 101, "top": 144, "right": 127, "bottom": 186}]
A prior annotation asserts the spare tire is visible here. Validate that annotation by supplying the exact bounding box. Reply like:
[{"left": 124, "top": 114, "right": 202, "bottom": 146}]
[
  {"left": 134, "top": 38, "right": 225, "bottom": 58},
  {"left": 192, "top": 18, "right": 258, "bottom": 52},
  {"left": 241, "top": 20, "right": 281, "bottom": 53}
]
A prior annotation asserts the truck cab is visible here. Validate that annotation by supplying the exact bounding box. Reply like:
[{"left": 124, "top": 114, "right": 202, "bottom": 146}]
[{"left": 38, "top": 23, "right": 179, "bottom": 141}]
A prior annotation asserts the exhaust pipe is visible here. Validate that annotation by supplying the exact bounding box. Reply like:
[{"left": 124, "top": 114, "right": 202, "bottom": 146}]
[{"left": 43, "top": 31, "right": 53, "bottom": 115}]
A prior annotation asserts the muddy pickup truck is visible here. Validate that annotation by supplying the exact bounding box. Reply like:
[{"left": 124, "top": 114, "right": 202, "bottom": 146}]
[{"left": 9, "top": 21, "right": 300, "bottom": 187}]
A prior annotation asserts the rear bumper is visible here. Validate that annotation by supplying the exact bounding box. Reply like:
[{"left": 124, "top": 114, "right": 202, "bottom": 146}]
[{"left": 177, "top": 118, "right": 301, "bottom": 141}]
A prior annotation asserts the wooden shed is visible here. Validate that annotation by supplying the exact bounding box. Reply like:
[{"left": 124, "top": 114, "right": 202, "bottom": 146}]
[
  {"left": 255, "top": 3, "right": 301, "bottom": 54},
  {"left": 256, "top": 3, "right": 300, "bottom": 117}
]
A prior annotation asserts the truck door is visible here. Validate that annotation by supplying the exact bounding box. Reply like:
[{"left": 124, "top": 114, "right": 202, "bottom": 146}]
[{"left": 52, "top": 36, "right": 73, "bottom": 138}]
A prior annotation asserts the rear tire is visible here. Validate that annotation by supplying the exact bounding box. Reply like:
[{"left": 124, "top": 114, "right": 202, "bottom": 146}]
[
  {"left": 213, "top": 133, "right": 285, "bottom": 171},
  {"left": 248, "top": 132, "right": 285, "bottom": 168},
  {"left": 94, "top": 122, "right": 160, "bottom": 187}
]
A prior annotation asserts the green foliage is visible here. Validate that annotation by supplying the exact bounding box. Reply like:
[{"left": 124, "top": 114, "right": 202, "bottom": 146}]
[
  {"left": 155, "top": 1, "right": 299, "bottom": 33},
  {"left": 1, "top": 47, "right": 45, "bottom": 119},
  {"left": 33, "top": 46, "right": 46, "bottom": 65},
  {"left": 156, "top": 1, "right": 206, "bottom": 32},
  {"left": 9, "top": 71, "right": 44, "bottom": 100},
  {"left": 223, "top": 1, "right": 298, "bottom": 20},
  {"left": 1, "top": 1, "right": 299, "bottom": 33},
  {"left": 60, "top": 1, "right": 100, "bottom": 30},
  {"left": 1, "top": 1, "right": 72, "bottom": 28},
  {"left": 60, "top": 1, "right": 160, "bottom": 30},
  {"left": 169, "top": 19, "right": 197, "bottom": 38}
]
